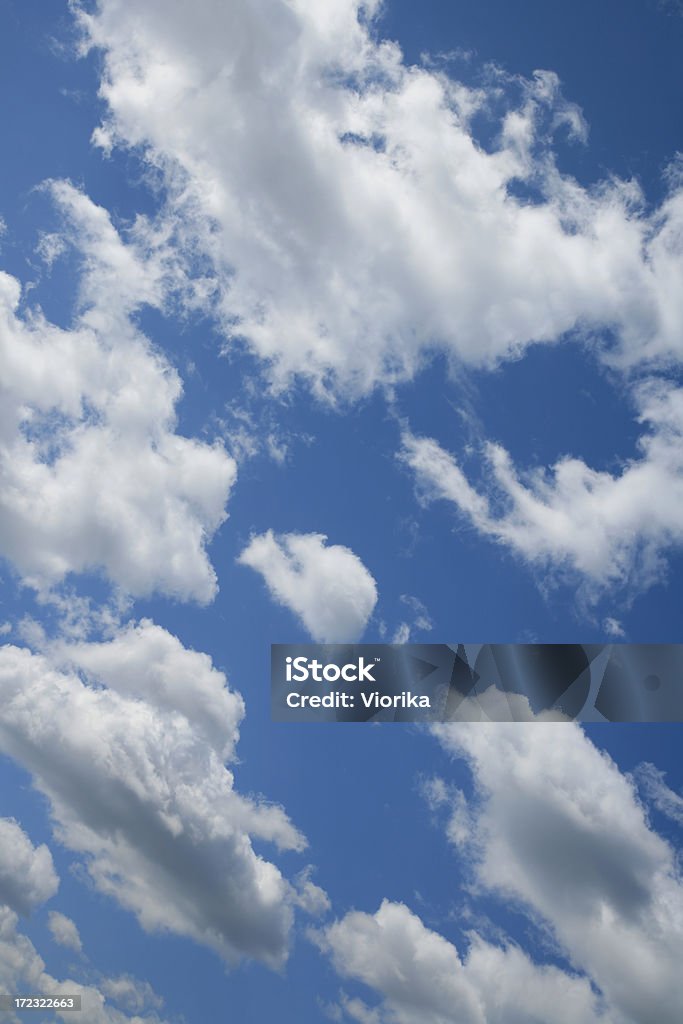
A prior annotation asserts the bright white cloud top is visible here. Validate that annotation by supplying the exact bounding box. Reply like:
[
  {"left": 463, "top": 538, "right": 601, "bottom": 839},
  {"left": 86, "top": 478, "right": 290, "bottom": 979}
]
[
  {"left": 432, "top": 723, "right": 683, "bottom": 1024},
  {"left": 0, "top": 184, "right": 235, "bottom": 602},
  {"left": 76, "top": 0, "right": 683, "bottom": 395},
  {"left": 321, "top": 722, "right": 683, "bottom": 1024},
  {"left": 323, "top": 899, "right": 609, "bottom": 1024},
  {"left": 0, "top": 629, "right": 306, "bottom": 968},
  {"left": 238, "top": 531, "right": 378, "bottom": 642},
  {"left": 0, "top": 0, "right": 681, "bottom": 1021}
]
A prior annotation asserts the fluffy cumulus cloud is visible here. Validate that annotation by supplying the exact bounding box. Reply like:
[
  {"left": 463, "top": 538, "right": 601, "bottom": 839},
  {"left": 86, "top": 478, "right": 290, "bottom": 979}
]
[
  {"left": 0, "top": 819, "right": 58, "bottom": 915},
  {"left": 48, "top": 912, "right": 83, "bottom": 954},
  {"left": 75, "top": 0, "right": 683, "bottom": 396},
  {"left": 430, "top": 723, "right": 683, "bottom": 1024},
  {"left": 322, "top": 726, "right": 683, "bottom": 1024},
  {"left": 322, "top": 900, "right": 609, "bottom": 1024},
  {"left": 70, "top": 0, "right": 683, "bottom": 596},
  {"left": 0, "top": 625, "right": 307, "bottom": 968},
  {"left": 238, "top": 530, "right": 377, "bottom": 642},
  {"left": 53, "top": 618, "right": 244, "bottom": 760},
  {"left": 400, "top": 382, "right": 683, "bottom": 597},
  {"left": 0, "top": 182, "right": 235, "bottom": 602}
]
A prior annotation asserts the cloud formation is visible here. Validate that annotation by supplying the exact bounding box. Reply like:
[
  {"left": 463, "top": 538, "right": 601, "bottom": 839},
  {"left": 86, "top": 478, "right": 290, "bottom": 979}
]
[
  {"left": 238, "top": 530, "right": 377, "bottom": 642},
  {"left": 322, "top": 724, "right": 683, "bottom": 1024},
  {"left": 0, "top": 819, "right": 58, "bottom": 916},
  {"left": 0, "top": 183, "right": 235, "bottom": 602},
  {"left": 400, "top": 383, "right": 683, "bottom": 597},
  {"left": 633, "top": 762, "right": 683, "bottom": 828},
  {"left": 322, "top": 900, "right": 609, "bottom": 1024},
  {"left": 55, "top": 618, "right": 243, "bottom": 760},
  {"left": 0, "top": 625, "right": 306, "bottom": 968},
  {"left": 0, "top": 905, "right": 166, "bottom": 1024},
  {"left": 432, "top": 723, "right": 683, "bottom": 1024},
  {"left": 48, "top": 911, "right": 83, "bottom": 954},
  {"left": 68, "top": 0, "right": 683, "bottom": 597},
  {"left": 76, "top": 0, "right": 683, "bottom": 397}
]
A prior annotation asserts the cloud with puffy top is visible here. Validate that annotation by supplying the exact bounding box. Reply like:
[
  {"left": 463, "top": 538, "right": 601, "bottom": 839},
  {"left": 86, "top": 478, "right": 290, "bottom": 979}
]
[
  {"left": 0, "top": 623, "right": 308, "bottom": 968},
  {"left": 76, "top": 0, "right": 683, "bottom": 397},
  {"left": 429, "top": 722, "right": 683, "bottom": 1024},
  {"left": 0, "top": 184, "right": 235, "bottom": 603},
  {"left": 322, "top": 899, "right": 609, "bottom": 1024},
  {"left": 319, "top": 721, "right": 683, "bottom": 1024},
  {"left": 238, "top": 531, "right": 378, "bottom": 642}
]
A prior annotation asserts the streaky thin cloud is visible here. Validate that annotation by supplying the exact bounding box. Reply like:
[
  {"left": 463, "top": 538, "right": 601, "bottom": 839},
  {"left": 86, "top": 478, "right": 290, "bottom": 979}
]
[{"left": 634, "top": 762, "right": 683, "bottom": 827}]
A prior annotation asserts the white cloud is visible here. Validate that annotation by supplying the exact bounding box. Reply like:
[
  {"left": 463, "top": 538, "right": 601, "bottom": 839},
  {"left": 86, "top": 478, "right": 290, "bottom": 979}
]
[
  {"left": 292, "top": 867, "right": 331, "bottom": 918},
  {"left": 100, "top": 976, "right": 163, "bottom": 1016},
  {"left": 399, "top": 594, "right": 432, "bottom": 632},
  {"left": 391, "top": 594, "right": 432, "bottom": 643},
  {"left": 322, "top": 900, "right": 609, "bottom": 1024},
  {"left": 432, "top": 723, "right": 683, "bottom": 1024},
  {"left": 0, "top": 630, "right": 306, "bottom": 968},
  {"left": 74, "top": 0, "right": 683, "bottom": 397},
  {"left": 67, "top": 0, "right": 683, "bottom": 598},
  {"left": 419, "top": 777, "right": 473, "bottom": 849},
  {"left": 633, "top": 762, "right": 683, "bottom": 827},
  {"left": 238, "top": 531, "right": 377, "bottom": 642},
  {"left": 400, "top": 381, "right": 683, "bottom": 598},
  {"left": 0, "top": 905, "right": 167, "bottom": 1024},
  {"left": 391, "top": 623, "right": 410, "bottom": 644},
  {"left": 0, "top": 819, "right": 58, "bottom": 915},
  {"left": 48, "top": 911, "right": 83, "bottom": 954},
  {"left": 0, "top": 183, "right": 235, "bottom": 602},
  {"left": 52, "top": 618, "right": 244, "bottom": 760}
]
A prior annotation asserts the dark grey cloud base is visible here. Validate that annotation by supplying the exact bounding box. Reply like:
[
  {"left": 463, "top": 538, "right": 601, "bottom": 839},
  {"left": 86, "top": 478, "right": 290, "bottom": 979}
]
[{"left": 272, "top": 644, "right": 683, "bottom": 722}]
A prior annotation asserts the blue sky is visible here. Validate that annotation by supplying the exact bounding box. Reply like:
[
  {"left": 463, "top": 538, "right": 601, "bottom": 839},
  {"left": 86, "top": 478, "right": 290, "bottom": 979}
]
[{"left": 1, "top": 1, "right": 683, "bottom": 1022}]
